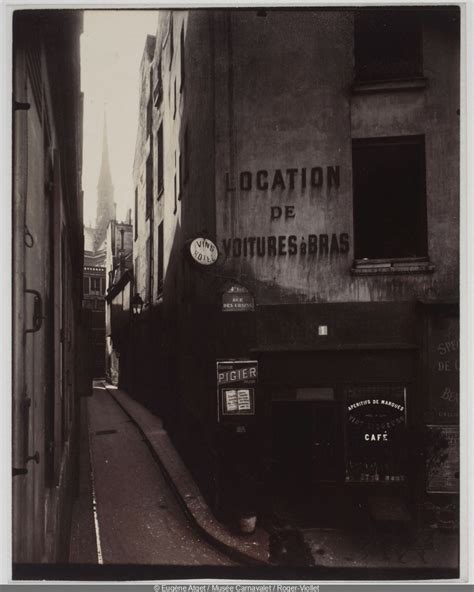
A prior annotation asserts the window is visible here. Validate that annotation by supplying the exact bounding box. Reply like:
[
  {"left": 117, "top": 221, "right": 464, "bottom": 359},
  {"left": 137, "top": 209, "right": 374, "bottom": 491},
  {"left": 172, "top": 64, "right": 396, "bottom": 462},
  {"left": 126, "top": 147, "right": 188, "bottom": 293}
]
[
  {"left": 180, "top": 25, "right": 185, "bottom": 91},
  {"left": 157, "top": 222, "right": 164, "bottom": 295},
  {"left": 153, "top": 60, "right": 163, "bottom": 107},
  {"left": 83, "top": 277, "right": 89, "bottom": 295},
  {"left": 354, "top": 9, "right": 422, "bottom": 82},
  {"left": 178, "top": 152, "right": 182, "bottom": 201},
  {"left": 146, "top": 67, "right": 153, "bottom": 137},
  {"left": 169, "top": 13, "right": 174, "bottom": 70},
  {"left": 157, "top": 123, "right": 164, "bottom": 197},
  {"left": 91, "top": 277, "right": 101, "bottom": 294},
  {"left": 134, "top": 256, "right": 139, "bottom": 292},
  {"left": 345, "top": 384, "right": 407, "bottom": 483},
  {"left": 183, "top": 125, "right": 189, "bottom": 185},
  {"left": 146, "top": 154, "right": 153, "bottom": 219},
  {"left": 146, "top": 236, "right": 152, "bottom": 302},
  {"left": 352, "top": 135, "right": 427, "bottom": 260},
  {"left": 134, "top": 187, "right": 138, "bottom": 240},
  {"left": 173, "top": 173, "right": 177, "bottom": 214},
  {"left": 173, "top": 78, "right": 177, "bottom": 119}
]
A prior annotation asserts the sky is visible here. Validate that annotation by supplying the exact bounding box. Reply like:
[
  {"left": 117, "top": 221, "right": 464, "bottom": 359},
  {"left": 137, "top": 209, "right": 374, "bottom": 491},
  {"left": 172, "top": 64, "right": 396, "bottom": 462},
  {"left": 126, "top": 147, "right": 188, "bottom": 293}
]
[{"left": 81, "top": 10, "right": 158, "bottom": 227}]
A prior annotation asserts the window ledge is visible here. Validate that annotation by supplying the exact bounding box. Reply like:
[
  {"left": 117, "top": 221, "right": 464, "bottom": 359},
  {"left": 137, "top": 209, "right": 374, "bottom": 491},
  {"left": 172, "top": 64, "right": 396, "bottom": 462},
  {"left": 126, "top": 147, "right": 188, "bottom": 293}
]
[
  {"left": 352, "top": 77, "right": 428, "bottom": 94},
  {"left": 351, "top": 258, "right": 434, "bottom": 276}
]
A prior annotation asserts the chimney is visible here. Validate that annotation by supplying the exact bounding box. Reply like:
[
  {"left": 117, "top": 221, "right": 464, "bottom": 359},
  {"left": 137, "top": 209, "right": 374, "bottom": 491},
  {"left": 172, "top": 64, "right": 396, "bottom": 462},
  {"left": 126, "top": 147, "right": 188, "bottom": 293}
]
[
  {"left": 128, "top": 208, "right": 132, "bottom": 225},
  {"left": 114, "top": 202, "right": 117, "bottom": 221}
]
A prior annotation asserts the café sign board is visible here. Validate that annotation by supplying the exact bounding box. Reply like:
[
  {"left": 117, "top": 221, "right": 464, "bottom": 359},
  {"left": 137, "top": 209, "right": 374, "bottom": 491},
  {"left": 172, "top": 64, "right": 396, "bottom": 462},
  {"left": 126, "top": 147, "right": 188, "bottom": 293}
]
[
  {"left": 189, "top": 237, "right": 219, "bottom": 266},
  {"left": 345, "top": 385, "right": 407, "bottom": 482},
  {"left": 216, "top": 360, "right": 258, "bottom": 422}
]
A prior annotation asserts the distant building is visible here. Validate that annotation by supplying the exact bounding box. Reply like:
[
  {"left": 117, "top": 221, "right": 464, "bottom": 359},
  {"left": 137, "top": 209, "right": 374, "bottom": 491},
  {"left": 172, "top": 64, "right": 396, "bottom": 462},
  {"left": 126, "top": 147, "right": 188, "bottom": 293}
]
[
  {"left": 132, "top": 8, "right": 459, "bottom": 532},
  {"left": 84, "top": 224, "right": 106, "bottom": 267},
  {"left": 105, "top": 210, "right": 134, "bottom": 385},
  {"left": 82, "top": 265, "right": 107, "bottom": 378},
  {"left": 82, "top": 114, "right": 115, "bottom": 378}
]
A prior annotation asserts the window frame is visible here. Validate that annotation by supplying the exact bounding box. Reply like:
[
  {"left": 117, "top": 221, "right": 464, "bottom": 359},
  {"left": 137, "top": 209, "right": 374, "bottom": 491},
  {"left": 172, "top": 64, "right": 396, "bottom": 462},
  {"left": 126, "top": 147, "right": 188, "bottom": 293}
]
[
  {"left": 157, "top": 123, "right": 164, "bottom": 199},
  {"left": 134, "top": 187, "right": 138, "bottom": 240},
  {"left": 351, "top": 134, "right": 430, "bottom": 269},
  {"left": 145, "top": 153, "right": 153, "bottom": 220},
  {"left": 169, "top": 13, "right": 174, "bottom": 70},
  {"left": 157, "top": 221, "right": 164, "bottom": 296},
  {"left": 180, "top": 25, "right": 185, "bottom": 92}
]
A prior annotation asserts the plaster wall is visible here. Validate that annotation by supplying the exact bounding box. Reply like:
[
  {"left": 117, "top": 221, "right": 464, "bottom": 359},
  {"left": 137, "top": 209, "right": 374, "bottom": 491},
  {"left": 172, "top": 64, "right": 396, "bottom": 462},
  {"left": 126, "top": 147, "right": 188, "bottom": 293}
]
[
  {"left": 133, "top": 36, "right": 155, "bottom": 302},
  {"left": 214, "top": 10, "right": 459, "bottom": 305}
]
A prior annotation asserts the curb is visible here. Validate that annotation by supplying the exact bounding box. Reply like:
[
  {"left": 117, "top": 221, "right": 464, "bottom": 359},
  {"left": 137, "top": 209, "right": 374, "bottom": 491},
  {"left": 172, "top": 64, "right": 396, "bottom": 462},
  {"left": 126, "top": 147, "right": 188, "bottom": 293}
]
[{"left": 104, "top": 384, "right": 271, "bottom": 567}]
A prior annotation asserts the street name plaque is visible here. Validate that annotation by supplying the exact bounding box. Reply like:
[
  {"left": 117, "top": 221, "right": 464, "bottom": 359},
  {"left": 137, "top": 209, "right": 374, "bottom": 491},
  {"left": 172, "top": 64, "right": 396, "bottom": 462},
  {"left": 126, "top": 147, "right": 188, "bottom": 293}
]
[{"left": 222, "top": 284, "right": 255, "bottom": 312}]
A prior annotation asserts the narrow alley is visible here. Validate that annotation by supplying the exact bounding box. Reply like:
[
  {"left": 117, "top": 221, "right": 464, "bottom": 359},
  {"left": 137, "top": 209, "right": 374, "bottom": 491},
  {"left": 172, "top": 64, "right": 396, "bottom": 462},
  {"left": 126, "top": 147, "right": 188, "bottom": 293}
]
[
  {"left": 69, "top": 382, "right": 234, "bottom": 567},
  {"left": 12, "top": 7, "right": 463, "bottom": 582}
]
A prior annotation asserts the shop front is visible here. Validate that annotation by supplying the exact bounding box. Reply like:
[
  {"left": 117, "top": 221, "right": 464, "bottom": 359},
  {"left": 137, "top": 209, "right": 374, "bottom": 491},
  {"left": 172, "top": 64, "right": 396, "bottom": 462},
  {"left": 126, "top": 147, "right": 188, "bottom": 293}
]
[
  {"left": 213, "top": 300, "right": 459, "bottom": 530},
  {"left": 261, "top": 356, "right": 415, "bottom": 527},
  {"left": 253, "top": 302, "right": 419, "bottom": 527}
]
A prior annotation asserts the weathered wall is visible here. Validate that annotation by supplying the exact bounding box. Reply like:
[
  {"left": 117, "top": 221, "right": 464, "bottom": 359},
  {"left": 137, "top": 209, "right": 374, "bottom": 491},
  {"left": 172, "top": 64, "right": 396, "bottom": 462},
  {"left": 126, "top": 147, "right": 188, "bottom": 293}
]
[
  {"left": 133, "top": 35, "right": 155, "bottom": 303},
  {"left": 12, "top": 10, "right": 84, "bottom": 563},
  {"left": 214, "top": 10, "right": 459, "bottom": 305}
]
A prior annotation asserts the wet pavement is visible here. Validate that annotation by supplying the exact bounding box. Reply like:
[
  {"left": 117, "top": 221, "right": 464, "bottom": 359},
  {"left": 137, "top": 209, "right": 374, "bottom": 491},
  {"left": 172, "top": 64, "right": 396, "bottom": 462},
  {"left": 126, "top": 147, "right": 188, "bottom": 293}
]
[{"left": 69, "top": 383, "right": 234, "bottom": 566}]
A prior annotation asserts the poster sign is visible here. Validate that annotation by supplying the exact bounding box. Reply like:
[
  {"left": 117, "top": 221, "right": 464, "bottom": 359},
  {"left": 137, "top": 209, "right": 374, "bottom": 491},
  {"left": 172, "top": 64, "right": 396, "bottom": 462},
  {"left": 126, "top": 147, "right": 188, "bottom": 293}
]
[
  {"left": 189, "top": 237, "right": 219, "bottom": 266},
  {"left": 222, "top": 388, "right": 254, "bottom": 415},
  {"left": 426, "top": 425, "right": 459, "bottom": 493},
  {"left": 217, "top": 360, "right": 257, "bottom": 422},
  {"left": 345, "top": 385, "right": 407, "bottom": 482},
  {"left": 222, "top": 284, "right": 255, "bottom": 312},
  {"left": 427, "top": 315, "right": 459, "bottom": 424}
]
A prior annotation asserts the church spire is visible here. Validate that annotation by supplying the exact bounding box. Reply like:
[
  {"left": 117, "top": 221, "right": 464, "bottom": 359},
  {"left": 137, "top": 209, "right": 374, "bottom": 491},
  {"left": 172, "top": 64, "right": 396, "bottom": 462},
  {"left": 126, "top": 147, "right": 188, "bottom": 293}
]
[
  {"left": 97, "top": 113, "right": 113, "bottom": 193},
  {"left": 94, "top": 111, "right": 115, "bottom": 252}
]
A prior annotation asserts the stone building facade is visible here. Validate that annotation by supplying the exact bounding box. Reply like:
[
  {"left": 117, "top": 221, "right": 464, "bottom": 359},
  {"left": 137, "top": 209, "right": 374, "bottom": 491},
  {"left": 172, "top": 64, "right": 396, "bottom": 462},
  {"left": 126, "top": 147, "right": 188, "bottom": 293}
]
[
  {"left": 132, "top": 8, "right": 460, "bottom": 530},
  {"left": 105, "top": 212, "right": 133, "bottom": 385}
]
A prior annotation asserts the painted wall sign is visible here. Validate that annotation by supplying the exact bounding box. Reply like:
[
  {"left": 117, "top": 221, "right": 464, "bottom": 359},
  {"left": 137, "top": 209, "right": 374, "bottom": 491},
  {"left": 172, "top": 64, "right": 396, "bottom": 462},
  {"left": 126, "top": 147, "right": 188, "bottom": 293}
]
[
  {"left": 217, "top": 360, "right": 258, "bottom": 422},
  {"left": 426, "top": 425, "right": 459, "bottom": 493},
  {"left": 426, "top": 315, "right": 459, "bottom": 424},
  {"left": 189, "top": 237, "right": 219, "bottom": 266},
  {"left": 222, "top": 233, "right": 349, "bottom": 258},
  {"left": 225, "top": 166, "right": 340, "bottom": 192},
  {"left": 222, "top": 284, "right": 255, "bottom": 312},
  {"left": 345, "top": 385, "right": 407, "bottom": 482}
]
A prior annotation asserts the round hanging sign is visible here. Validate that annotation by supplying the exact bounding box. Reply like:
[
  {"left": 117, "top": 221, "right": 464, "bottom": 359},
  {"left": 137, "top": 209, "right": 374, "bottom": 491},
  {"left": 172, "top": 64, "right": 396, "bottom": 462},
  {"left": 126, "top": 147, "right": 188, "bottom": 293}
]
[{"left": 189, "top": 237, "right": 219, "bottom": 266}]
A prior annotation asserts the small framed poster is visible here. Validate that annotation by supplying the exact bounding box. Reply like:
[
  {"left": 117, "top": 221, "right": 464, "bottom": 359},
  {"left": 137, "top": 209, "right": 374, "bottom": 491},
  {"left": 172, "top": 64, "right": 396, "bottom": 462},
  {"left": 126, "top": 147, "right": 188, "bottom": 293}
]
[
  {"left": 216, "top": 360, "right": 258, "bottom": 422},
  {"left": 221, "top": 388, "right": 255, "bottom": 415}
]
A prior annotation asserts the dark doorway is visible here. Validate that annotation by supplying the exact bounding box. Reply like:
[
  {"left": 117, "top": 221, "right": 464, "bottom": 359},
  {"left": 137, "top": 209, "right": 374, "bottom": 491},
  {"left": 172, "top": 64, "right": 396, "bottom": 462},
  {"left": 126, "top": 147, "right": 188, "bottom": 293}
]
[{"left": 270, "top": 401, "right": 345, "bottom": 527}]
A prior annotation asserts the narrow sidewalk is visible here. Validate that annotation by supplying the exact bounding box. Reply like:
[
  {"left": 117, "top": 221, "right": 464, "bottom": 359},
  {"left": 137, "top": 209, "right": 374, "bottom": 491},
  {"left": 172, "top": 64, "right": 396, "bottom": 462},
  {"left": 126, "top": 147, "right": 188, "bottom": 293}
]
[
  {"left": 70, "top": 382, "right": 235, "bottom": 566},
  {"left": 103, "top": 383, "right": 271, "bottom": 566}
]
